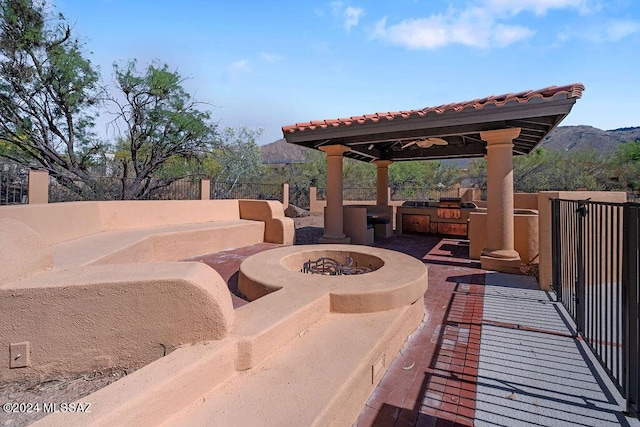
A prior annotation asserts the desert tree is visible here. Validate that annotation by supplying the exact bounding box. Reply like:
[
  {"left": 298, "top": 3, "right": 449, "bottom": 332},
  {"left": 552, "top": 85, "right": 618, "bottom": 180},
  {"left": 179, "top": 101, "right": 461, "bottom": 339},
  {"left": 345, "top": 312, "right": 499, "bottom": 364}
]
[
  {"left": 108, "top": 60, "right": 219, "bottom": 199},
  {"left": 0, "top": 0, "right": 103, "bottom": 192}
]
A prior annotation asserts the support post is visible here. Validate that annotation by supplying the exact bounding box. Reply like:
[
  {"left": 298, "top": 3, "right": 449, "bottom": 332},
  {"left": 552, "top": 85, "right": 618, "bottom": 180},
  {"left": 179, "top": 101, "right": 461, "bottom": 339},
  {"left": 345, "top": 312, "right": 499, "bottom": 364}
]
[
  {"left": 480, "top": 128, "right": 521, "bottom": 273},
  {"left": 374, "top": 160, "right": 392, "bottom": 206},
  {"left": 318, "top": 145, "right": 351, "bottom": 244}
]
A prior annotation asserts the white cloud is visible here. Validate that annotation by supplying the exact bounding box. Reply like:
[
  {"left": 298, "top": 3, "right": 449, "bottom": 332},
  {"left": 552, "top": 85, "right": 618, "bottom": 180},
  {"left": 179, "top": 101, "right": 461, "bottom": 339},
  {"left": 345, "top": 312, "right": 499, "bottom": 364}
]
[
  {"left": 344, "top": 6, "right": 365, "bottom": 32},
  {"left": 260, "top": 52, "right": 283, "bottom": 63},
  {"left": 485, "top": 0, "right": 596, "bottom": 16},
  {"left": 330, "top": 1, "right": 365, "bottom": 32},
  {"left": 605, "top": 20, "right": 640, "bottom": 41},
  {"left": 368, "top": 0, "right": 599, "bottom": 49},
  {"left": 227, "top": 59, "right": 250, "bottom": 80},
  {"left": 556, "top": 19, "right": 640, "bottom": 43},
  {"left": 371, "top": 13, "right": 534, "bottom": 49},
  {"left": 229, "top": 59, "right": 250, "bottom": 72}
]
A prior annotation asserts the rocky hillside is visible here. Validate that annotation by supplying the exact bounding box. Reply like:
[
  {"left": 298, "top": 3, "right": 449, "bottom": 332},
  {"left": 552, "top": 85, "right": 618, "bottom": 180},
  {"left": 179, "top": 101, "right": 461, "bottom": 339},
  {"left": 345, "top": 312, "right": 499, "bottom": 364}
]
[
  {"left": 261, "top": 126, "right": 640, "bottom": 164},
  {"left": 539, "top": 126, "right": 640, "bottom": 153},
  {"left": 260, "top": 138, "right": 310, "bottom": 164}
]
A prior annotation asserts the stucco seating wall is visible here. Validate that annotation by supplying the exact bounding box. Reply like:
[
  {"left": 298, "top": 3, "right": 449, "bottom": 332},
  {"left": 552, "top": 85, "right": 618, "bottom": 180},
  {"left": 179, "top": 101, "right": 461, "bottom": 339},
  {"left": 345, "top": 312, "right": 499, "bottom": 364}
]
[
  {"left": 0, "top": 200, "right": 294, "bottom": 266},
  {"left": 35, "top": 245, "right": 428, "bottom": 426},
  {"left": 0, "top": 200, "right": 294, "bottom": 384}
]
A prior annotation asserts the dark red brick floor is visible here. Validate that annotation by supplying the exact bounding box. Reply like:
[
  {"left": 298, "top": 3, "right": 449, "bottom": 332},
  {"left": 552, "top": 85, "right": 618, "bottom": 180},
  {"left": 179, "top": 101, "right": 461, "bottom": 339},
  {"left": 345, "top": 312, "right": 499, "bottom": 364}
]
[
  {"left": 183, "top": 235, "right": 491, "bottom": 426},
  {"left": 355, "top": 235, "right": 488, "bottom": 427},
  {"left": 184, "top": 242, "right": 282, "bottom": 308}
]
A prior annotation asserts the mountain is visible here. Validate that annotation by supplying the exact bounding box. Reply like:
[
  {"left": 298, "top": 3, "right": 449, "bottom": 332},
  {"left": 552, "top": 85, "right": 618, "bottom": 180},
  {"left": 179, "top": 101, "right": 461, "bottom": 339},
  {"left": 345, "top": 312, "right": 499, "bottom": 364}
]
[
  {"left": 260, "top": 126, "right": 640, "bottom": 164},
  {"left": 539, "top": 125, "right": 640, "bottom": 153},
  {"left": 260, "top": 138, "right": 310, "bottom": 165}
]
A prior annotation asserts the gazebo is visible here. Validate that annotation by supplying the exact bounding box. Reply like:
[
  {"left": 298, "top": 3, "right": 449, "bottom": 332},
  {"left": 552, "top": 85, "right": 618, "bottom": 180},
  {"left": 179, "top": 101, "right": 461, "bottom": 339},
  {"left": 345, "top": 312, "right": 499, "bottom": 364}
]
[{"left": 282, "top": 83, "right": 584, "bottom": 273}]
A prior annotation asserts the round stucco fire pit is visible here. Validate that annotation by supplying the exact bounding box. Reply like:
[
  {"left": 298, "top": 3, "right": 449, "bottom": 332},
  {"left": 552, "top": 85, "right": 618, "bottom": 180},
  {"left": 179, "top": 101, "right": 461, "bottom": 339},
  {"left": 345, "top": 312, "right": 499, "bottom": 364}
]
[{"left": 238, "top": 245, "right": 428, "bottom": 313}]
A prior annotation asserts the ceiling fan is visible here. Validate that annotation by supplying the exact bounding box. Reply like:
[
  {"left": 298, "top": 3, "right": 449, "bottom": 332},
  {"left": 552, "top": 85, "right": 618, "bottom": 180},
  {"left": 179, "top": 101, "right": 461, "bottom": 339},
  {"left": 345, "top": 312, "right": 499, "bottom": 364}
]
[{"left": 401, "top": 137, "right": 448, "bottom": 149}]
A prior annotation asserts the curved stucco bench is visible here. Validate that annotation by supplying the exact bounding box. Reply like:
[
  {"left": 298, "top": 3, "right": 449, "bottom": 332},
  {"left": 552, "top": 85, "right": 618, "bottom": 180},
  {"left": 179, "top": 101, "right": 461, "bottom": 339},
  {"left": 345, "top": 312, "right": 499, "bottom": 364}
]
[
  {"left": 0, "top": 218, "right": 234, "bottom": 384},
  {"left": 0, "top": 199, "right": 294, "bottom": 268}
]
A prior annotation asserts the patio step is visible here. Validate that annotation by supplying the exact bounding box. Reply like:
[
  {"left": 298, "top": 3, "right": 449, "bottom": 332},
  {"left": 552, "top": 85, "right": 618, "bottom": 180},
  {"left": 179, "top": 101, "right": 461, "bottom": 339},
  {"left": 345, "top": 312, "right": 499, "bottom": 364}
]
[{"left": 163, "top": 302, "right": 424, "bottom": 427}]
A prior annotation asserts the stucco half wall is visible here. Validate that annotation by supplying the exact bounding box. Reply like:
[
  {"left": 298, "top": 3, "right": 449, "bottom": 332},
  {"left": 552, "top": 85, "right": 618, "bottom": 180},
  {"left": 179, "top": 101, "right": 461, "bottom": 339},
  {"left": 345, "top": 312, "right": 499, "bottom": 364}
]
[
  {"left": 0, "top": 198, "right": 296, "bottom": 384},
  {"left": 0, "top": 199, "right": 293, "bottom": 246},
  {"left": 0, "top": 215, "right": 235, "bottom": 384},
  {"left": 0, "top": 216, "right": 234, "bottom": 384}
]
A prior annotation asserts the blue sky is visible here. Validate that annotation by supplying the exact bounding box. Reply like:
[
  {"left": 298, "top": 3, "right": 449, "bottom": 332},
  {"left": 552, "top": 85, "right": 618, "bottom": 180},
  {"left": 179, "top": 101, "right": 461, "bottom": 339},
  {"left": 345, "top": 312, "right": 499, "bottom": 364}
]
[{"left": 56, "top": 0, "right": 640, "bottom": 145}]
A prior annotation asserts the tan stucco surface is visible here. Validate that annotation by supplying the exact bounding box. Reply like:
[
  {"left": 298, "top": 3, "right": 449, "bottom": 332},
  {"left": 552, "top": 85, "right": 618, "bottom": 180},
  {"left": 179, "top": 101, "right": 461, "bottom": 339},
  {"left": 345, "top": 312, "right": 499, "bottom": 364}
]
[
  {"left": 469, "top": 210, "right": 539, "bottom": 264},
  {"left": 0, "top": 218, "right": 52, "bottom": 283},
  {"left": 1, "top": 262, "right": 233, "bottom": 383},
  {"left": 239, "top": 199, "right": 295, "bottom": 245},
  {"left": 0, "top": 199, "right": 294, "bottom": 384},
  {"left": 34, "top": 245, "right": 427, "bottom": 426},
  {"left": 57, "top": 221, "right": 264, "bottom": 267}
]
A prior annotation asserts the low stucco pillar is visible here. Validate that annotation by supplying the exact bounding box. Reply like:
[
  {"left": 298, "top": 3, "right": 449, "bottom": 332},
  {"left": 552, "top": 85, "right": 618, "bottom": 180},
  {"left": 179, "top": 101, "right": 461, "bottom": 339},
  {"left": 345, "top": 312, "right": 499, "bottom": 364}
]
[
  {"left": 374, "top": 160, "right": 392, "bottom": 206},
  {"left": 282, "top": 183, "right": 289, "bottom": 207},
  {"left": 28, "top": 169, "right": 49, "bottom": 204},
  {"left": 319, "top": 145, "right": 351, "bottom": 244},
  {"left": 480, "top": 128, "right": 521, "bottom": 273},
  {"left": 200, "top": 179, "right": 211, "bottom": 200}
]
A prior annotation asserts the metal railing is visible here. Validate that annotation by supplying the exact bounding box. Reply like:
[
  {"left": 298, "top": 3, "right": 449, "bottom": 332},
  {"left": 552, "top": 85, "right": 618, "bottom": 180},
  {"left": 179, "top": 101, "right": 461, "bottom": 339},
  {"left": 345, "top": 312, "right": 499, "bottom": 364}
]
[
  {"left": 390, "top": 186, "right": 459, "bottom": 201},
  {"left": 211, "top": 182, "right": 283, "bottom": 202},
  {"left": 314, "top": 186, "right": 459, "bottom": 202},
  {"left": 551, "top": 198, "right": 640, "bottom": 415},
  {"left": 0, "top": 170, "right": 28, "bottom": 205},
  {"left": 49, "top": 177, "right": 200, "bottom": 202},
  {"left": 315, "top": 187, "right": 377, "bottom": 201}
]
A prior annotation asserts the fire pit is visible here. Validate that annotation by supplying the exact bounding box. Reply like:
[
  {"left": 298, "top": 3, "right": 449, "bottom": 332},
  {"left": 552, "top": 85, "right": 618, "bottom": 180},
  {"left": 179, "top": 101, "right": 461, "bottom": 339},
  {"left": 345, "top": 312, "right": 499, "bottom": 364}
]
[
  {"left": 301, "top": 256, "right": 372, "bottom": 275},
  {"left": 238, "top": 245, "right": 427, "bottom": 313}
]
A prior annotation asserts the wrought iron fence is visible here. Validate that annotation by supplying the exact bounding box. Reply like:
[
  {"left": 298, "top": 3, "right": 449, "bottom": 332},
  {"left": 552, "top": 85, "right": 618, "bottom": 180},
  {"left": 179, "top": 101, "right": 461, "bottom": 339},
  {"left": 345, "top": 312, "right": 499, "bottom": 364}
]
[
  {"left": 551, "top": 198, "right": 639, "bottom": 415},
  {"left": 0, "top": 169, "right": 28, "bottom": 205},
  {"left": 288, "top": 184, "right": 309, "bottom": 209},
  {"left": 210, "top": 182, "right": 283, "bottom": 202},
  {"left": 390, "top": 186, "right": 459, "bottom": 201},
  {"left": 314, "top": 186, "right": 459, "bottom": 202},
  {"left": 315, "top": 187, "right": 377, "bottom": 201},
  {"left": 49, "top": 177, "right": 200, "bottom": 202}
]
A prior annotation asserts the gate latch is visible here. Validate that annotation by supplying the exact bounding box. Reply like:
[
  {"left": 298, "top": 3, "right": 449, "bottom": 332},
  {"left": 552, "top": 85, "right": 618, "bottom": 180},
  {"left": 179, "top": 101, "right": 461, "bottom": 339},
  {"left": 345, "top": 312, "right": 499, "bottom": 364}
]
[{"left": 576, "top": 199, "right": 591, "bottom": 217}]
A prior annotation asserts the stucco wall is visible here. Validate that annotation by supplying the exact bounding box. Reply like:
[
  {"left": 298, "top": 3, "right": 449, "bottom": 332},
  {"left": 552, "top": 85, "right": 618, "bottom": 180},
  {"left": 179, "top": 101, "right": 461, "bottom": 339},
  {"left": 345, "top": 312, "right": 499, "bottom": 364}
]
[
  {"left": 468, "top": 210, "right": 539, "bottom": 264},
  {"left": 0, "top": 199, "right": 296, "bottom": 384},
  {"left": 99, "top": 200, "right": 241, "bottom": 231},
  {"left": 0, "top": 261, "right": 234, "bottom": 384},
  {"left": 0, "top": 202, "right": 103, "bottom": 245},
  {"left": 0, "top": 219, "right": 53, "bottom": 284},
  {"left": 0, "top": 199, "right": 294, "bottom": 248},
  {"left": 238, "top": 200, "right": 294, "bottom": 245}
]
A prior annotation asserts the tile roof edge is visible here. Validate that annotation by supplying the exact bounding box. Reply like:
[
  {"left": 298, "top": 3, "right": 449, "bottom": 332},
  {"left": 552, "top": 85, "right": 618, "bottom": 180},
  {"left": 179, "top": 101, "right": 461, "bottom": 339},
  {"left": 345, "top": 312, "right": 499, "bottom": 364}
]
[{"left": 282, "top": 83, "right": 585, "bottom": 135}]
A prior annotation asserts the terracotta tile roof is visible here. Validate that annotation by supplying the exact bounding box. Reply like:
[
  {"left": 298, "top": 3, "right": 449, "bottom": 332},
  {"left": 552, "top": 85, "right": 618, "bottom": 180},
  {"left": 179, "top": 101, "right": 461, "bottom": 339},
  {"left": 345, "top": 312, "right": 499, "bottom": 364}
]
[{"left": 282, "top": 83, "right": 584, "bottom": 135}]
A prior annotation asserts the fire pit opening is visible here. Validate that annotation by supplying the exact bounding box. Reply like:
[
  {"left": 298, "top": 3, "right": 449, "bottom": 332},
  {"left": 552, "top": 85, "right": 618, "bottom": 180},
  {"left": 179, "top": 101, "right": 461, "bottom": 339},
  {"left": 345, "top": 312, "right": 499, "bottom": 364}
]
[{"left": 280, "top": 250, "right": 384, "bottom": 276}]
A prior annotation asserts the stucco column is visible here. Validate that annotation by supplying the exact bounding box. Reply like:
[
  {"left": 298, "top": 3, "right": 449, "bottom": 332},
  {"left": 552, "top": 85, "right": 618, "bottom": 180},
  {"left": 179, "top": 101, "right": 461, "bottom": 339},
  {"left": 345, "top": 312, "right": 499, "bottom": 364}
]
[
  {"left": 480, "top": 128, "right": 521, "bottom": 273},
  {"left": 200, "top": 179, "right": 211, "bottom": 200},
  {"left": 318, "top": 145, "right": 351, "bottom": 244},
  {"left": 28, "top": 169, "right": 49, "bottom": 204},
  {"left": 374, "top": 160, "right": 392, "bottom": 206}
]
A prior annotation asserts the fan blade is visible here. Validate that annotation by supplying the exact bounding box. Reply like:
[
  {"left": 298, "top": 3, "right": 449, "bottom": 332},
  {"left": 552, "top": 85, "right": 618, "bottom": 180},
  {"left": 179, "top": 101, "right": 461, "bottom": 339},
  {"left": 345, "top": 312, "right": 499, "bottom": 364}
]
[
  {"left": 401, "top": 141, "right": 417, "bottom": 149},
  {"left": 426, "top": 137, "right": 448, "bottom": 146}
]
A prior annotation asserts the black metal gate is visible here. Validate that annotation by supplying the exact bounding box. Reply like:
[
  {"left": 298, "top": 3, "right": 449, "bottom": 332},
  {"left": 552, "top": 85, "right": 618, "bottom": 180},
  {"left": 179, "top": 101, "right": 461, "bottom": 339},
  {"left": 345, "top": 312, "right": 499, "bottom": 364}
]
[{"left": 551, "top": 198, "right": 639, "bottom": 416}]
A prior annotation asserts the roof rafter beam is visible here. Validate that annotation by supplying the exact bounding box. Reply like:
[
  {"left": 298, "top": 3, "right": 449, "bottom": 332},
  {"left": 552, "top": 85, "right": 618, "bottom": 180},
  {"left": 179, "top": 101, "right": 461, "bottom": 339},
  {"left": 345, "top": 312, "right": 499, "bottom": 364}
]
[{"left": 389, "top": 144, "right": 485, "bottom": 161}]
